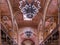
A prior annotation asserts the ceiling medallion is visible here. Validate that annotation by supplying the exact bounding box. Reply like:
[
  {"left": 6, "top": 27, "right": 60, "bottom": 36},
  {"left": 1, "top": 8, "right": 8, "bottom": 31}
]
[
  {"left": 19, "top": 0, "right": 41, "bottom": 20},
  {"left": 25, "top": 31, "right": 32, "bottom": 38}
]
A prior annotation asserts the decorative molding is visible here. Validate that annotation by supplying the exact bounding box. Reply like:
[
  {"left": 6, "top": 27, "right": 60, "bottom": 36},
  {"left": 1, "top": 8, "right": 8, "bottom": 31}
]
[{"left": 19, "top": 0, "right": 41, "bottom": 20}]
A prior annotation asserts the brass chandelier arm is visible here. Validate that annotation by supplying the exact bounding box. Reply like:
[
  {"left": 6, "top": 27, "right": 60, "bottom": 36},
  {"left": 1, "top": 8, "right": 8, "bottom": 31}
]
[
  {"left": 38, "top": 0, "right": 52, "bottom": 44},
  {"left": 42, "top": 0, "right": 51, "bottom": 29},
  {"left": 6, "top": 0, "right": 19, "bottom": 45},
  {"left": 38, "top": 0, "right": 52, "bottom": 31}
]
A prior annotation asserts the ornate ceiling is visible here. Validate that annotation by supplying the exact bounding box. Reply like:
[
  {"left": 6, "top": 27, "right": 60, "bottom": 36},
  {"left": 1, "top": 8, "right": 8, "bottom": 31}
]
[
  {"left": 0, "top": 0, "right": 58, "bottom": 44},
  {"left": 1, "top": 0, "right": 58, "bottom": 29}
]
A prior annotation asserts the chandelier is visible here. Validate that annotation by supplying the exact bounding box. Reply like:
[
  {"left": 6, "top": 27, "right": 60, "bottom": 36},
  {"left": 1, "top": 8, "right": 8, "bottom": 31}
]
[{"left": 19, "top": 0, "right": 41, "bottom": 20}]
